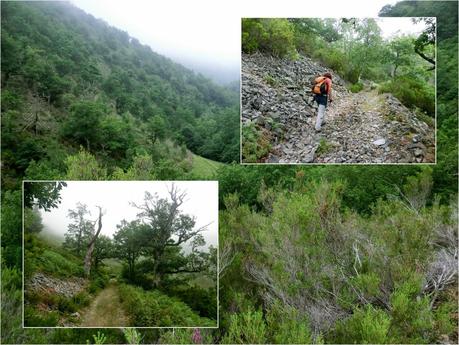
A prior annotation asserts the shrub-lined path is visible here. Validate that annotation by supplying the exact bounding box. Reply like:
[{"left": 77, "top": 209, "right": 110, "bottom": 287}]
[{"left": 80, "top": 283, "right": 130, "bottom": 327}]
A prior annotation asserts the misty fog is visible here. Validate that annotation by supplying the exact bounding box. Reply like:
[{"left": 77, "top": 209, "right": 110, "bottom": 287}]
[{"left": 37, "top": 181, "right": 218, "bottom": 252}]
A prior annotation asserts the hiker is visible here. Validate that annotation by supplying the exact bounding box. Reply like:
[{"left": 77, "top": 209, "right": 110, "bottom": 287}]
[{"left": 312, "top": 72, "right": 333, "bottom": 131}]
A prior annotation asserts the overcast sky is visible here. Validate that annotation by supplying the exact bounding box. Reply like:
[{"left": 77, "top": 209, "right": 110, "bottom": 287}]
[
  {"left": 39, "top": 181, "right": 218, "bottom": 251},
  {"left": 69, "top": 0, "right": 428, "bottom": 82}
]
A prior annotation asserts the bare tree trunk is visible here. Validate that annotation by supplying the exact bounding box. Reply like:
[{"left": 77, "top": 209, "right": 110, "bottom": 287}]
[{"left": 84, "top": 206, "right": 103, "bottom": 277}]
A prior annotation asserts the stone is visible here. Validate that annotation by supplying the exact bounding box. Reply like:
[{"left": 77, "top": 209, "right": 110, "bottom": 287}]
[
  {"left": 408, "top": 142, "right": 426, "bottom": 150},
  {"left": 372, "top": 138, "right": 386, "bottom": 146},
  {"left": 268, "top": 111, "right": 281, "bottom": 120},
  {"left": 252, "top": 97, "right": 262, "bottom": 110},
  {"left": 28, "top": 273, "right": 87, "bottom": 299},
  {"left": 414, "top": 148, "right": 424, "bottom": 157},
  {"left": 266, "top": 154, "right": 280, "bottom": 163},
  {"left": 273, "top": 127, "right": 283, "bottom": 137},
  {"left": 282, "top": 147, "right": 293, "bottom": 155},
  {"left": 255, "top": 116, "right": 265, "bottom": 126}
]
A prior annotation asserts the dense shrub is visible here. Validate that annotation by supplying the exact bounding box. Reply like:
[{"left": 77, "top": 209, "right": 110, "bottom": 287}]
[
  {"left": 378, "top": 76, "right": 435, "bottom": 115},
  {"left": 266, "top": 303, "right": 313, "bottom": 344},
  {"left": 167, "top": 286, "right": 217, "bottom": 319},
  {"left": 221, "top": 308, "right": 267, "bottom": 344},
  {"left": 88, "top": 274, "right": 108, "bottom": 293},
  {"left": 219, "top": 170, "right": 458, "bottom": 343},
  {"left": 349, "top": 82, "right": 364, "bottom": 93},
  {"left": 331, "top": 306, "right": 392, "bottom": 343},
  {"left": 158, "top": 328, "right": 214, "bottom": 344},
  {"left": 72, "top": 291, "right": 91, "bottom": 308},
  {"left": 242, "top": 18, "right": 296, "bottom": 58},
  {"left": 24, "top": 306, "right": 60, "bottom": 327},
  {"left": 118, "top": 284, "right": 215, "bottom": 327},
  {"left": 313, "top": 47, "right": 346, "bottom": 75},
  {"left": 241, "top": 123, "right": 272, "bottom": 163}
]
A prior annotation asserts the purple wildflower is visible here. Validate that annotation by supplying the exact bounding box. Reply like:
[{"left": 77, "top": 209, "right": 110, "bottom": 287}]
[{"left": 192, "top": 328, "right": 202, "bottom": 344}]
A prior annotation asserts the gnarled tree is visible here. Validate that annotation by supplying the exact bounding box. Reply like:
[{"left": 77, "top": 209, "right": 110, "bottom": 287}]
[{"left": 130, "top": 184, "right": 210, "bottom": 285}]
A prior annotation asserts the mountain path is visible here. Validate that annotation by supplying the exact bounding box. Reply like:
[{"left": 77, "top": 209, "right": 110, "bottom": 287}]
[
  {"left": 270, "top": 89, "right": 433, "bottom": 163},
  {"left": 242, "top": 53, "right": 434, "bottom": 164},
  {"left": 80, "top": 283, "right": 130, "bottom": 327},
  {"left": 316, "top": 90, "right": 394, "bottom": 163}
]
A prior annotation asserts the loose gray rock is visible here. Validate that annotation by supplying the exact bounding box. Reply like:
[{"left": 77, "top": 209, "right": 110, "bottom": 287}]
[
  {"left": 27, "top": 272, "right": 87, "bottom": 299},
  {"left": 241, "top": 52, "right": 435, "bottom": 164}
]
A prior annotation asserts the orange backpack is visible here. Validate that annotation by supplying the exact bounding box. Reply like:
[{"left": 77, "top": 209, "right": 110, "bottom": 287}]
[{"left": 312, "top": 76, "right": 328, "bottom": 95}]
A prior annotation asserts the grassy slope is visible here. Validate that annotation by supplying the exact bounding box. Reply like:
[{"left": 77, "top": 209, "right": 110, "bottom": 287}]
[
  {"left": 191, "top": 153, "right": 225, "bottom": 178},
  {"left": 25, "top": 235, "right": 84, "bottom": 279}
]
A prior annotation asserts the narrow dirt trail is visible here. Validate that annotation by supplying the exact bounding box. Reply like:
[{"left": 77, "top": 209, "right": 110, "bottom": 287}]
[{"left": 80, "top": 284, "right": 130, "bottom": 327}]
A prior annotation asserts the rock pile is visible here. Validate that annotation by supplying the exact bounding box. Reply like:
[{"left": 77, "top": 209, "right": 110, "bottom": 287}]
[
  {"left": 27, "top": 272, "right": 88, "bottom": 299},
  {"left": 241, "top": 53, "right": 435, "bottom": 163}
]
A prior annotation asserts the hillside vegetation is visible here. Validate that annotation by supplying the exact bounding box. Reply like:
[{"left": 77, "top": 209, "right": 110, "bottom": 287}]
[
  {"left": 1, "top": 0, "right": 458, "bottom": 344},
  {"left": 1, "top": 1, "right": 238, "bottom": 190}
]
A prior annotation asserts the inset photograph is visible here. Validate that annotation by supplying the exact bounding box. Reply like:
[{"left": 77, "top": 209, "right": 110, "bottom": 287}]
[
  {"left": 241, "top": 18, "right": 436, "bottom": 164},
  {"left": 23, "top": 181, "right": 218, "bottom": 328}
]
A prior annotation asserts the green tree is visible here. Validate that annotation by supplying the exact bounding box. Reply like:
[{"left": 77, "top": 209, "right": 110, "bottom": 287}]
[
  {"left": 24, "top": 207, "right": 44, "bottom": 233},
  {"left": 113, "top": 220, "right": 147, "bottom": 281},
  {"left": 1, "top": 191, "right": 23, "bottom": 267},
  {"left": 65, "top": 149, "right": 107, "bottom": 180},
  {"left": 130, "top": 185, "right": 210, "bottom": 284},
  {"left": 23, "top": 181, "right": 67, "bottom": 211},
  {"left": 61, "top": 101, "right": 107, "bottom": 150},
  {"left": 413, "top": 17, "right": 436, "bottom": 69},
  {"left": 146, "top": 114, "right": 166, "bottom": 144},
  {"left": 389, "top": 35, "right": 416, "bottom": 77},
  {"left": 63, "top": 203, "right": 94, "bottom": 257},
  {"left": 92, "top": 235, "right": 114, "bottom": 269}
]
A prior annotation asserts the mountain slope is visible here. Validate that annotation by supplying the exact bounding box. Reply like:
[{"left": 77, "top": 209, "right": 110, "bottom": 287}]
[
  {"left": 1, "top": 1, "right": 239, "bottom": 184},
  {"left": 241, "top": 53, "right": 435, "bottom": 163}
]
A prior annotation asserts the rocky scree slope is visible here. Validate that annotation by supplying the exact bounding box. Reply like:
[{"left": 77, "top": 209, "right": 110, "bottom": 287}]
[
  {"left": 241, "top": 53, "right": 435, "bottom": 163},
  {"left": 27, "top": 272, "right": 87, "bottom": 299}
]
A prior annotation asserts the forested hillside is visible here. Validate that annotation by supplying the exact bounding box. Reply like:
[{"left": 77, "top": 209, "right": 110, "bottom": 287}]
[
  {"left": 1, "top": 1, "right": 239, "bottom": 187},
  {"left": 1, "top": 0, "right": 458, "bottom": 344}
]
